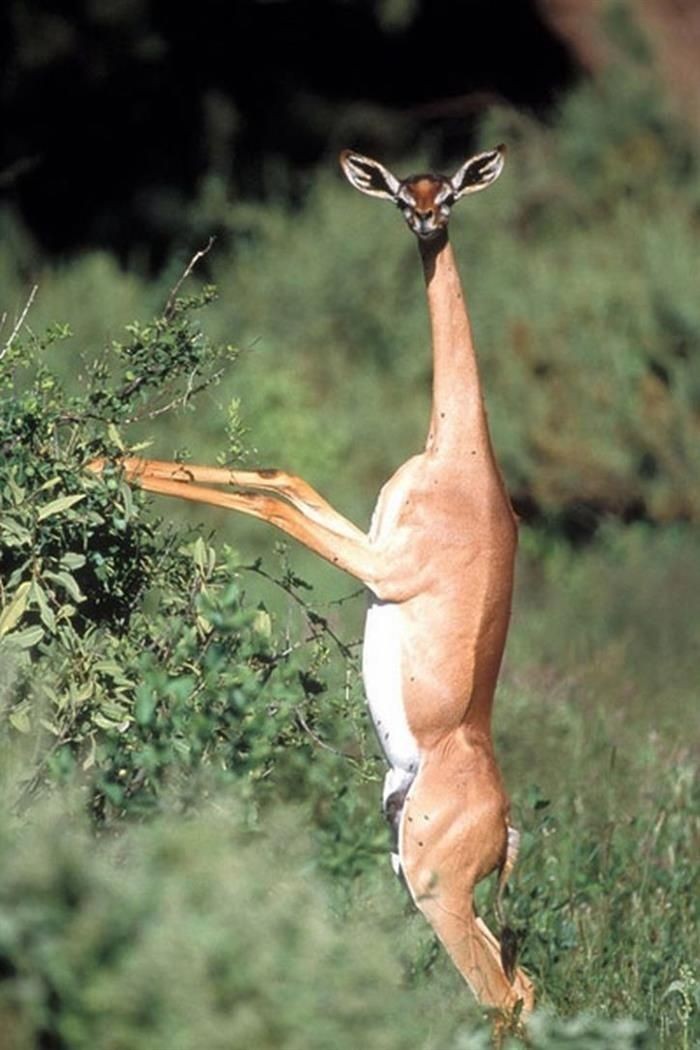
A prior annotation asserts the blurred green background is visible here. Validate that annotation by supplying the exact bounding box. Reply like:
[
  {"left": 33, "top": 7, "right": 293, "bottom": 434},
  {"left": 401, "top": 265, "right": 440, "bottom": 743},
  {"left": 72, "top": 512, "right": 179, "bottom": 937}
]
[{"left": 1, "top": 2, "right": 699, "bottom": 1047}]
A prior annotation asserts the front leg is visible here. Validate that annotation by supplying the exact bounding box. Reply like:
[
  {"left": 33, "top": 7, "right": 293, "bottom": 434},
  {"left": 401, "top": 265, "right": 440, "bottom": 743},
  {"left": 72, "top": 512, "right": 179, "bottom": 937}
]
[
  {"left": 110, "top": 457, "right": 366, "bottom": 543},
  {"left": 87, "top": 457, "right": 418, "bottom": 602}
]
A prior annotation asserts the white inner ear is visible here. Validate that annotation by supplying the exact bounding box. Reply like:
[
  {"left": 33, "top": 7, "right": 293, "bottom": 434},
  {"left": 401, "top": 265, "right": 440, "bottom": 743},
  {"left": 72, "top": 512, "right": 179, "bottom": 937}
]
[
  {"left": 450, "top": 149, "right": 505, "bottom": 200},
  {"left": 340, "top": 152, "right": 401, "bottom": 200}
]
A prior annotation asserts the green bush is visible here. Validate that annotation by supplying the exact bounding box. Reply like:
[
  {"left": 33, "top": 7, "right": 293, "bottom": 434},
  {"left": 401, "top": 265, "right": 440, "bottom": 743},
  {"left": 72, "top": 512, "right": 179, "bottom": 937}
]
[
  {"left": 0, "top": 796, "right": 671, "bottom": 1050},
  {"left": 0, "top": 284, "right": 377, "bottom": 842},
  {"left": 0, "top": 802, "right": 454, "bottom": 1050}
]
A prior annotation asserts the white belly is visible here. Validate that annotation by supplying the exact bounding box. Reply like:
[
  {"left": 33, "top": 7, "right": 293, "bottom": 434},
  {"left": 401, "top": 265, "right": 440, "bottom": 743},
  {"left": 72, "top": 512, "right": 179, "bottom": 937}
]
[{"left": 362, "top": 600, "right": 420, "bottom": 773}]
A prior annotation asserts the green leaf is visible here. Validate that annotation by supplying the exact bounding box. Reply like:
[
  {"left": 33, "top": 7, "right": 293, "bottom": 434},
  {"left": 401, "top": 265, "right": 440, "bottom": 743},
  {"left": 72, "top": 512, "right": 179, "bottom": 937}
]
[
  {"left": 93, "top": 713, "right": 120, "bottom": 730},
  {"left": 45, "top": 570, "right": 85, "bottom": 603},
  {"left": 39, "top": 718, "right": 62, "bottom": 736},
  {"left": 7, "top": 624, "right": 44, "bottom": 649},
  {"left": 100, "top": 700, "right": 130, "bottom": 722},
  {"left": 120, "top": 480, "right": 134, "bottom": 520},
  {"left": 253, "top": 607, "right": 272, "bottom": 638},
  {"left": 36, "top": 493, "right": 86, "bottom": 521},
  {"left": 0, "top": 519, "right": 32, "bottom": 546},
  {"left": 60, "top": 552, "right": 87, "bottom": 570},
  {"left": 191, "top": 536, "right": 217, "bottom": 579},
  {"left": 0, "top": 581, "right": 32, "bottom": 637},
  {"left": 93, "top": 660, "right": 131, "bottom": 681},
  {"left": 107, "top": 421, "right": 125, "bottom": 451},
  {"left": 9, "top": 708, "right": 31, "bottom": 734},
  {"left": 72, "top": 681, "right": 94, "bottom": 704},
  {"left": 31, "top": 581, "right": 56, "bottom": 631},
  {"left": 5, "top": 476, "right": 26, "bottom": 506},
  {"left": 193, "top": 536, "right": 209, "bottom": 574},
  {"left": 93, "top": 709, "right": 130, "bottom": 731}
]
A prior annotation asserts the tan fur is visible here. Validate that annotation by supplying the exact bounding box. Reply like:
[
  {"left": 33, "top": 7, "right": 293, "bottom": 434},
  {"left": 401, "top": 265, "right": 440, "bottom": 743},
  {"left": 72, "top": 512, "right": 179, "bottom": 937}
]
[
  {"left": 87, "top": 150, "right": 534, "bottom": 1017},
  {"left": 364, "top": 236, "right": 533, "bottom": 1015},
  {"left": 409, "top": 177, "right": 443, "bottom": 211}
]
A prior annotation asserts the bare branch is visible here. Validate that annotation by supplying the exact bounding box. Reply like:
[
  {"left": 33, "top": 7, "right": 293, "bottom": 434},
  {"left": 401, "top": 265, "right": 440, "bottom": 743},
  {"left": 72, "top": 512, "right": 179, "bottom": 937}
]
[
  {"left": 329, "top": 587, "right": 365, "bottom": 607},
  {"left": 294, "top": 706, "right": 360, "bottom": 764},
  {"left": 122, "top": 365, "right": 227, "bottom": 425},
  {"left": 1, "top": 284, "right": 39, "bottom": 361},
  {"left": 241, "top": 560, "right": 358, "bottom": 661},
  {"left": 163, "top": 237, "right": 216, "bottom": 320}
]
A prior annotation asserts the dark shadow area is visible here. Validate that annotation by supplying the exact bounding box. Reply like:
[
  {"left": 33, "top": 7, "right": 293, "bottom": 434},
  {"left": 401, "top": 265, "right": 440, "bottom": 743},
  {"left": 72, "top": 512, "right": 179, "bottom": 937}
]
[{"left": 0, "top": 0, "right": 578, "bottom": 261}]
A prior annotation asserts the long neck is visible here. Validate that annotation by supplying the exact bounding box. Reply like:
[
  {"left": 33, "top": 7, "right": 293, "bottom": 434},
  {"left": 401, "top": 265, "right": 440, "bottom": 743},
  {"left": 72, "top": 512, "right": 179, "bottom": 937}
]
[{"left": 420, "top": 231, "right": 491, "bottom": 458}]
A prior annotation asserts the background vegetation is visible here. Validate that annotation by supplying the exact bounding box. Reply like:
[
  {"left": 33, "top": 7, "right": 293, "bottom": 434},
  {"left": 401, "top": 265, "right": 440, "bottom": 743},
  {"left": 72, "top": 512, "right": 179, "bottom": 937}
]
[{"left": 1, "top": 5, "right": 699, "bottom": 1048}]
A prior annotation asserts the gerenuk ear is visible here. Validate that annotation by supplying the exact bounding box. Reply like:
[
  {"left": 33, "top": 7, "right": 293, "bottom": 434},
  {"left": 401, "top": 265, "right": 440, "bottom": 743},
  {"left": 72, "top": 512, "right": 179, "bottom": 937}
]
[
  {"left": 339, "top": 150, "right": 401, "bottom": 201},
  {"left": 450, "top": 146, "right": 506, "bottom": 200}
]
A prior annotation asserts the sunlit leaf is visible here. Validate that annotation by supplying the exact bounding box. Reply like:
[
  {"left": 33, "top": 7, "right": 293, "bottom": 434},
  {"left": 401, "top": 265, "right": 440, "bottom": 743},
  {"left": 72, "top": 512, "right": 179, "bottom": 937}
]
[
  {"left": 60, "top": 552, "right": 87, "bottom": 570},
  {"left": 9, "top": 708, "right": 31, "bottom": 734},
  {"left": 107, "top": 421, "right": 125, "bottom": 450},
  {"left": 31, "top": 580, "right": 56, "bottom": 631},
  {"left": 0, "top": 581, "right": 32, "bottom": 637},
  {"left": 45, "top": 570, "right": 85, "bottom": 603},
  {"left": 3, "top": 624, "right": 44, "bottom": 649},
  {"left": 36, "top": 493, "right": 86, "bottom": 521},
  {"left": 253, "top": 607, "right": 272, "bottom": 638}
]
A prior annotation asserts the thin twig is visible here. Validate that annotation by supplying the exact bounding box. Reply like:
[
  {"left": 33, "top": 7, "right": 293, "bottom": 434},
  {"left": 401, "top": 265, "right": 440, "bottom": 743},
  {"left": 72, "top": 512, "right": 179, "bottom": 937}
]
[
  {"left": 294, "top": 706, "right": 360, "bottom": 764},
  {"left": 1, "top": 284, "right": 38, "bottom": 361},
  {"left": 163, "top": 237, "right": 215, "bottom": 320},
  {"left": 123, "top": 365, "right": 227, "bottom": 424},
  {"left": 329, "top": 587, "right": 365, "bottom": 607},
  {"left": 241, "top": 560, "right": 357, "bottom": 661}
]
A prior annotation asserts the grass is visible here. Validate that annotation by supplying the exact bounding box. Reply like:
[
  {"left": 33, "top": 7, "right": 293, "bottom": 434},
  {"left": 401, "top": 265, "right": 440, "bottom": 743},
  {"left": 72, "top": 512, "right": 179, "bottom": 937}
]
[{"left": 494, "top": 525, "right": 700, "bottom": 1042}]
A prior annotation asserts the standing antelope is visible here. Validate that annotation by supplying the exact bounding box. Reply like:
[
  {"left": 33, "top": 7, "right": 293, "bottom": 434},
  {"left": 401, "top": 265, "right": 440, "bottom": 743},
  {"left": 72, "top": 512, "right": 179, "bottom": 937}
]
[{"left": 90, "top": 145, "right": 535, "bottom": 1016}]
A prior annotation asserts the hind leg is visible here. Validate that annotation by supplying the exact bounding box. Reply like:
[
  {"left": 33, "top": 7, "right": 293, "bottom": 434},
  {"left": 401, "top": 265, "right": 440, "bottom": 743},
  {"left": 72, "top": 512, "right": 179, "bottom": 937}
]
[{"left": 398, "top": 743, "right": 534, "bottom": 1016}]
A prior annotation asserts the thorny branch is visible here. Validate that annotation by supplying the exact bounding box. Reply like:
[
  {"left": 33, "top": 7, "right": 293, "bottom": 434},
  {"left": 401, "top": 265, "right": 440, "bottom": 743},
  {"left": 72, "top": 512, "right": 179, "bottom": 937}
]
[
  {"left": 329, "top": 587, "right": 365, "bottom": 607},
  {"left": 123, "top": 366, "right": 227, "bottom": 425},
  {"left": 294, "top": 705, "right": 361, "bottom": 765},
  {"left": 163, "top": 237, "right": 215, "bottom": 321},
  {"left": 1, "top": 284, "right": 38, "bottom": 361},
  {"left": 241, "top": 559, "right": 362, "bottom": 661},
  {"left": 240, "top": 559, "right": 369, "bottom": 766},
  {"left": 112, "top": 238, "right": 218, "bottom": 410}
]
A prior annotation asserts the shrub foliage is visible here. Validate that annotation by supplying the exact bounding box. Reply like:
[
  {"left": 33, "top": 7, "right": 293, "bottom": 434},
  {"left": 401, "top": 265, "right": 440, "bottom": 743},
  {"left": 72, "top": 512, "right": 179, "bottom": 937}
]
[{"left": 0, "top": 283, "right": 375, "bottom": 832}]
